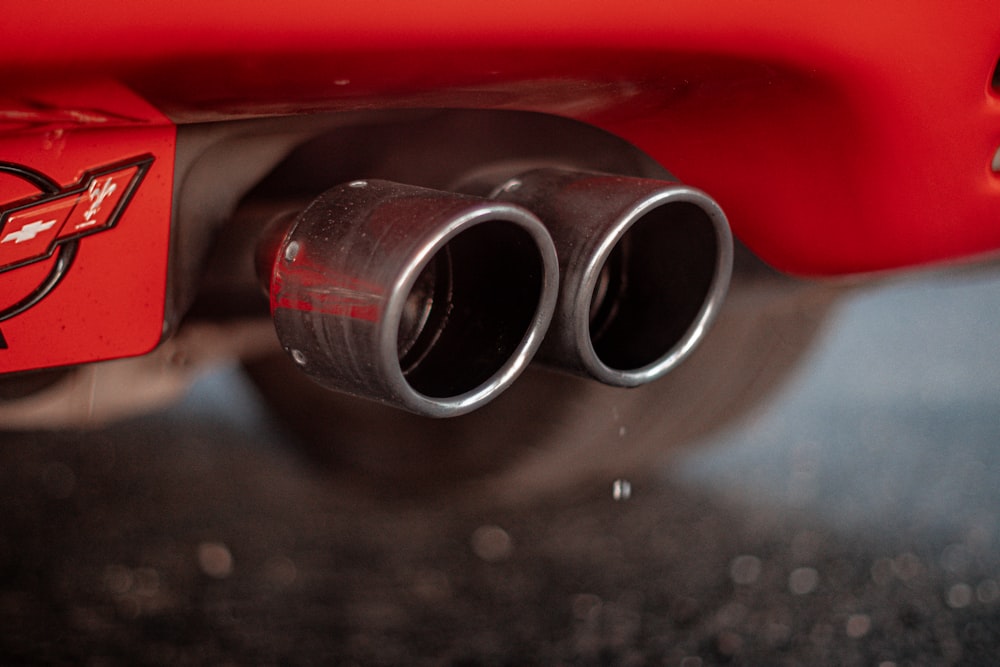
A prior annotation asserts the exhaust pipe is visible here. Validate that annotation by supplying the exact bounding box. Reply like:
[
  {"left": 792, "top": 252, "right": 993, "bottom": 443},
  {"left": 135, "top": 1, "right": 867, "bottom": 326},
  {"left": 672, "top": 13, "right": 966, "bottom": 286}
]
[
  {"left": 491, "top": 168, "right": 732, "bottom": 387},
  {"left": 256, "top": 180, "right": 559, "bottom": 417}
]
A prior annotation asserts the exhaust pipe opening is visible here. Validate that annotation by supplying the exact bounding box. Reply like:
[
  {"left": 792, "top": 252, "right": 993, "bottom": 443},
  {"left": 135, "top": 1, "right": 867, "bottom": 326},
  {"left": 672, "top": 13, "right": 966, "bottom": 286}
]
[
  {"left": 493, "top": 168, "right": 732, "bottom": 387},
  {"left": 587, "top": 200, "right": 721, "bottom": 373},
  {"left": 262, "top": 180, "right": 558, "bottom": 417},
  {"left": 395, "top": 219, "right": 550, "bottom": 399}
]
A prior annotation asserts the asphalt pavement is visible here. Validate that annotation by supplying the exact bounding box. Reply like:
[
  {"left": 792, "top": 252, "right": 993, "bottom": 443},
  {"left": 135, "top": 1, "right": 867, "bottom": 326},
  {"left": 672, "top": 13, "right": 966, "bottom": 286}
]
[{"left": 1, "top": 264, "right": 999, "bottom": 665}]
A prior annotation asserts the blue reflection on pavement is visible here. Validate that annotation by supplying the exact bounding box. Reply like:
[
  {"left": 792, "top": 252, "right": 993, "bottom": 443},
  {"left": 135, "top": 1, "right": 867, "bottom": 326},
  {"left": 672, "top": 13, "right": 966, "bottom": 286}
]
[{"left": 675, "top": 265, "right": 1000, "bottom": 538}]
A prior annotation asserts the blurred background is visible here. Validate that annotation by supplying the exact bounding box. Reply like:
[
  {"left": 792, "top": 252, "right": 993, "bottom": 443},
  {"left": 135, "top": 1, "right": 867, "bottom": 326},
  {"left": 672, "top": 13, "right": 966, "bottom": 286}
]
[{"left": 2, "top": 262, "right": 999, "bottom": 665}]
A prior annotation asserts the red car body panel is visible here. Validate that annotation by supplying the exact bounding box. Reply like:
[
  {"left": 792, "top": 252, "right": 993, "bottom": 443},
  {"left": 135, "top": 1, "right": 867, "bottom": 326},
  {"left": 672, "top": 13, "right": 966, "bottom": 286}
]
[
  {"left": 1, "top": 1, "right": 999, "bottom": 372},
  {"left": 0, "top": 84, "right": 174, "bottom": 372}
]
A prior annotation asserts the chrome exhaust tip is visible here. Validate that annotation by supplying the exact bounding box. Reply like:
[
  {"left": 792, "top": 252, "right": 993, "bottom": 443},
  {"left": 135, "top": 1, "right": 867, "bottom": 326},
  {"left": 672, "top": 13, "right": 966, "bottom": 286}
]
[
  {"left": 260, "top": 180, "right": 559, "bottom": 417},
  {"left": 492, "top": 168, "right": 732, "bottom": 387}
]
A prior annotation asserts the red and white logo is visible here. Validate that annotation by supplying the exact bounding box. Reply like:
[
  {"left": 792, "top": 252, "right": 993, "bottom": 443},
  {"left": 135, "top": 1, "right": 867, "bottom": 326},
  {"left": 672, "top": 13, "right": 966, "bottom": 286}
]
[
  {"left": 0, "top": 156, "right": 151, "bottom": 340},
  {"left": 0, "top": 158, "right": 150, "bottom": 273}
]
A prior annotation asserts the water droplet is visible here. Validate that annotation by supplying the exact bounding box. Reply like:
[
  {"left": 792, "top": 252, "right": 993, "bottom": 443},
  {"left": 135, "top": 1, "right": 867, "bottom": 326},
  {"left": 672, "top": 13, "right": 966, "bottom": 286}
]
[
  {"left": 103, "top": 564, "right": 133, "bottom": 595},
  {"left": 788, "top": 567, "right": 819, "bottom": 595},
  {"left": 729, "top": 555, "right": 762, "bottom": 585},
  {"left": 941, "top": 543, "right": 971, "bottom": 573},
  {"left": 501, "top": 179, "right": 522, "bottom": 193},
  {"left": 947, "top": 583, "right": 973, "bottom": 608},
  {"left": 349, "top": 180, "right": 368, "bottom": 188},
  {"left": 715, "top": 602, "right": 747, "bottom": 627},
  {"left": 290, "top": 349, "right": 306, "bottom": 365},
  {"left": 264, "top": 556, "right": 297, "bottom": 588},
  {"left": 197, "top": 542, "right": 233, "bottom": 579},
  {"left": 845, "top": 614, "right": 871, "bottom": 638},
  {"left": 471, "top": 525, "right": 512, "bottom": 562},
  {"left": 618, "top": 426, "right": 627, "bottom": 437},
  {"left": 283, "top": 241, "right": 300, "bottom": 262},
  {"left": 334, "top": 79, "right": 350, "bottom": 86},
  {"left": 612, "top": 479, "right": 632, "bottom": 501},
  {"left": 411, "top": 569, "right": 451, "bottom": 602},
  {"left": 976, "top": 578, "right": 999, "bottom": 603},
  {"left": 892, "top": 552, "right": 923, "bottom": 581}
]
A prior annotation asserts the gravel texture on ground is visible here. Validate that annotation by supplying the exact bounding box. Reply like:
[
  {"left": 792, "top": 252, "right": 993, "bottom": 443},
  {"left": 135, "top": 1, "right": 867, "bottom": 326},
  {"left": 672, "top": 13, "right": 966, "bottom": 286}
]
[
  {"left": 4, "top": 265, "right": 1000, "bottom": 666},
  {"left": 1, "top": 413, "right": 997, "bottom": 666}
]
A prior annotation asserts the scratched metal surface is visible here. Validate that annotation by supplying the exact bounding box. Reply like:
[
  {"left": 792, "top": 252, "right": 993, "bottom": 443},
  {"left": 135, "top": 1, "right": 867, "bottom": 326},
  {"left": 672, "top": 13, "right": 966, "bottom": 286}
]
[{"left": 1, "top": 265, "right": 999, "bottom": 665}]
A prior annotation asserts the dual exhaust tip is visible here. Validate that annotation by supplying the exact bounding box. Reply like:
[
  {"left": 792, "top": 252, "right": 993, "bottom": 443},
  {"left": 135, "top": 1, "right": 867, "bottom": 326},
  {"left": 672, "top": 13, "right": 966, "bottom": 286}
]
[{"left": 259, "top": 169, "right": 733, "bottom": 417}]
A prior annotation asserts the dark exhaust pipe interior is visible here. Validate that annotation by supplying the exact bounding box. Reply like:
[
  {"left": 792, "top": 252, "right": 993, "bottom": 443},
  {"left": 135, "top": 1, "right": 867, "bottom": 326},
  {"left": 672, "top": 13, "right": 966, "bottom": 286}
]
[
  {"left": 492, "top": 168, "right": 732, "bottom": 387},
  {"left": 257, "top": 180, "right": 559, "bottom": 417}
]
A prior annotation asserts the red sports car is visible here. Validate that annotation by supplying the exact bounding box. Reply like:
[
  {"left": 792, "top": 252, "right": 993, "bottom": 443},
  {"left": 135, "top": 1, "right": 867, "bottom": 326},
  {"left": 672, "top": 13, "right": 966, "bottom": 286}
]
[{"left": 1, "top": 2, "right": 998, "bottom": 491}]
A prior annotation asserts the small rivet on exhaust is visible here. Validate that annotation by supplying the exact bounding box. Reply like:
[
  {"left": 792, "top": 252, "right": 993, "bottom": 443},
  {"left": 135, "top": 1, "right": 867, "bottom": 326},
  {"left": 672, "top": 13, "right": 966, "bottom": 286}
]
[
  {"left": 348, "top": 180, "right": 368, "bottom": 188},
  {"left": 283, "top": 241, "right": 300, "bottom": 262},
  {"left": 290, "top": 349, "right": 307, "bottom": 365}
]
